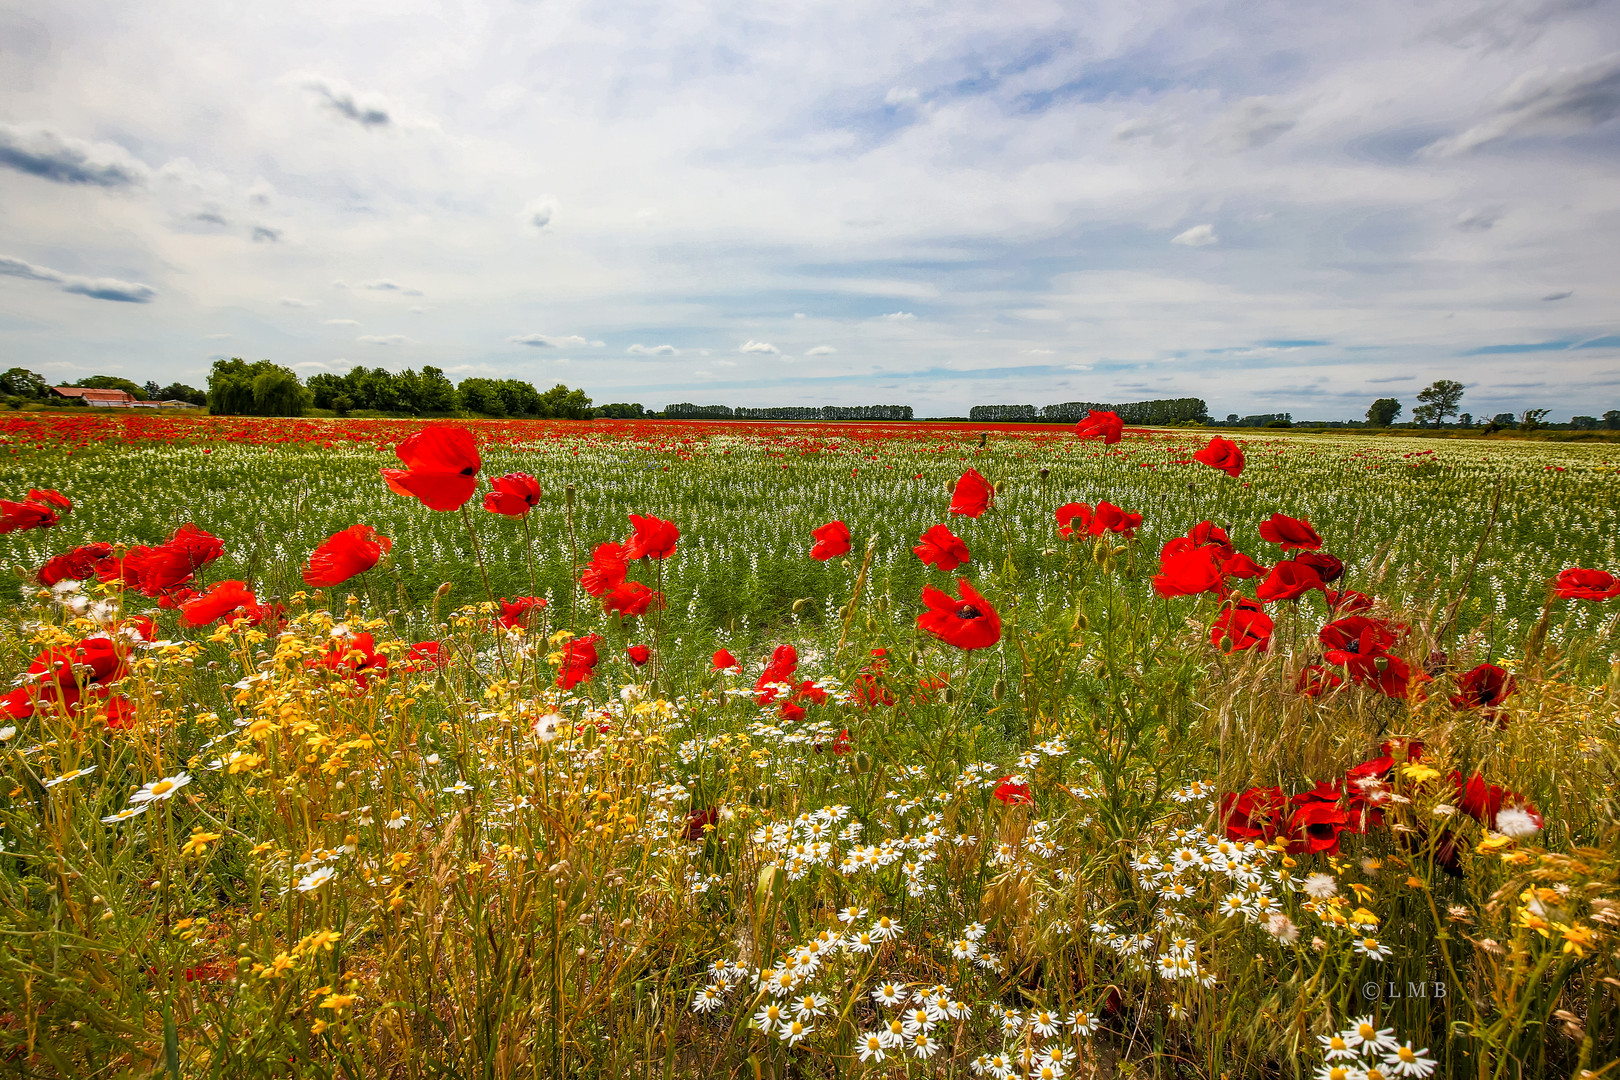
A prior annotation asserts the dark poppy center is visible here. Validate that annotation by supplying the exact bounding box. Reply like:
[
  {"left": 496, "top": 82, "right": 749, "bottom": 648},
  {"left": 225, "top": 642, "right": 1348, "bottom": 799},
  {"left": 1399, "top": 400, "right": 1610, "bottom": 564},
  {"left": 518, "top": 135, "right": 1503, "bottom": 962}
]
[
  {"left": 956, "top": 604, "right": 982, "bottom": 620},
  {"left": 460, "top": 466, "right": 477, "bottom": 477}
]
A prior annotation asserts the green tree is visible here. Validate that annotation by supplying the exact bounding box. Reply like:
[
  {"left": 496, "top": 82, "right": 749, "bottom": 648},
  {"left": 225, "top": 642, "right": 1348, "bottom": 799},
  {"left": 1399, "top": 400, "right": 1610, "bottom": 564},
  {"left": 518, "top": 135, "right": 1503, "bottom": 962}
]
[
  {"left": 417, "top": 366, "right": 457, "bottom": 414},
  {"left": 207, "top": 358, "right": 310, "bottom": 416},
  {"left": 73, "top": 375, "right": 147, "bottom": 400},
  {"left": 0, "top": 368, "right": 50, "bottom": 399},
  {"left": 306, "top": 373, "right": 348, "bottom": 410},
  {"left": 1604, "top": 410, "right": 1620, "bottom": 431},
  {"left": 457, "top": 378, "right": 507, "bottom": 416},
  {"left": 595, "top": 402, "right": 645, "bottom": 419},
  {"left": 1517, "top": 408, "right": 1550, "bottom": 432},
  {"left": 535, "top": 383, "right": 592, "bottom": 420},
  {"left": 1365, "top": 398, "right": 1401, "bottom": 427},
  {"left": 1414, "top": 379, "right": 1464, "bottom": 427}
]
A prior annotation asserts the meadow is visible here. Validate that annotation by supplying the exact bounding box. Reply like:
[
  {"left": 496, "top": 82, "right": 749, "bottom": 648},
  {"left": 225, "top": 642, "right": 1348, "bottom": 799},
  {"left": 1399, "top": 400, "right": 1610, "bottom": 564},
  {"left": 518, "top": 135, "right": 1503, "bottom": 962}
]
[{"left": 0, "top": 412, "right": 1616, "bottom": 1079}]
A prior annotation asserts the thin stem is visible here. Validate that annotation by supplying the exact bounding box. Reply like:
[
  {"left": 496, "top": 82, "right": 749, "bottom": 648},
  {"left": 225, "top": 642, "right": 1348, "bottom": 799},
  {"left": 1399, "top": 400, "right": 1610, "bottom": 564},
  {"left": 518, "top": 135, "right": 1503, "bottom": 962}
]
[
  {"left": 521, "top": 512, "right": 539, "bottom": 598},
  {"left": 459, "top": 505, "right": 496, "bottom": 606}
]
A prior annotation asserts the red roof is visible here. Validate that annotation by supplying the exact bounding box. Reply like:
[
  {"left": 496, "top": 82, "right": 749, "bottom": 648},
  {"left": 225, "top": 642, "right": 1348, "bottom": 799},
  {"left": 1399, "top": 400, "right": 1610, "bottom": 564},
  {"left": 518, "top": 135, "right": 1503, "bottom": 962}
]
[{"left": 52, "top": 387, "right": 137, "bottom": 403}]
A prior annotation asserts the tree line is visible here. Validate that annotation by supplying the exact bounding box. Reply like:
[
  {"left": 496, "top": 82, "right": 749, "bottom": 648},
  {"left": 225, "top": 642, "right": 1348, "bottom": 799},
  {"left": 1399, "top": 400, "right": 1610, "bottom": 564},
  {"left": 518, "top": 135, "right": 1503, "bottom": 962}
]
[
  {"left": 969, "top": 398, "right": 1211, "bottom": 423},
  {"left": 663, "top": 404, "right": 915, "bottom": 420},
  {"left": 207, "top": 359, "right": 594, "bottom": 418}
]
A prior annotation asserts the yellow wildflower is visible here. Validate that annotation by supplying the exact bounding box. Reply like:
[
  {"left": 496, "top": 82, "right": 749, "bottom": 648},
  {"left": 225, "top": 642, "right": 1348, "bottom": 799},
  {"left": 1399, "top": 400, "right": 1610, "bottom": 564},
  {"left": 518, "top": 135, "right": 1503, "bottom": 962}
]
[{"left": 181, "top": 829, "right": 223, "bottom": 857}]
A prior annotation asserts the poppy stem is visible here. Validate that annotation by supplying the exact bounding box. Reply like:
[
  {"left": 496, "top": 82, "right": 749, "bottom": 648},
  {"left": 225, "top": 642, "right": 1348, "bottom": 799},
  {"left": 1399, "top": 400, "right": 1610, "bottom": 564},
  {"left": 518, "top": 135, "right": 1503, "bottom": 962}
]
[
  {"left": 458, "top": 505, "right": 497, "bottom": 607},
  {"left": 564, "top": 484, "right": 579, "bottom": 632},
  {"left": 520, "top": 512, "right": 538, "bottom": 598}
]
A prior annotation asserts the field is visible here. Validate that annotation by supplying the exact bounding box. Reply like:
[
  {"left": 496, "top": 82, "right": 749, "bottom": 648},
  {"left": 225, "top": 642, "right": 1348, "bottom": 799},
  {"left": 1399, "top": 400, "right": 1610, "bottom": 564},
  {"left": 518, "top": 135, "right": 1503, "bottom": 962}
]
[{"left": 0, "top": 412, "right": 1617, "bottom": 1079}]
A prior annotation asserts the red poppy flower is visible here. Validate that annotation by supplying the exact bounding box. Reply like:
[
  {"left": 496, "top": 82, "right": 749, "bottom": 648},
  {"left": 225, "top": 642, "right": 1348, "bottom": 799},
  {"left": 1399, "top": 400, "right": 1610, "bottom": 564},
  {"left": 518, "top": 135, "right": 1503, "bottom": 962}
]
[
  {"left": 1152, "top": 546, "right": 1226, "bottom": 598},
  {"left": 1257, "top": 513, "right": 1323, "bottom": 551},
  {"left": 1326, "top": 649, "right": 1414, "bottom": 698},
  {"left": 626, "top": 644, "right": 651, "bottom": 666},
  {"left": 400, "top": 641, "right": 446, "bottom": 672},
  {"left": 1055, "top": 502, "right": 1092, "bottom": 537},
  {"left": 1221, "top": 785, "right": 1285, "bottom": 841},
  {"left": 624, "top": 513, "right": 679, "bottom": 560},
  {"left": 1073, "top": 410, "right": 1124, "bottom": 444},
  {"left": 104, "top": 694, "right": 136, "bottom": 730},
  {"left": 913, "top": 524, "right": 970, "bottom": 571},
  {"left": 1319, "top": 615, "right": 1402, "bottom": 654},
  {"left": 557, "top": 633, "right": 602, "bottom": 689},
  {"left": 27, "top": 488, "right": 72, "bottom": 513},
  {"left": 116, "top": 616, "right": 157, "bottom": 643},
  {"left": 0, "top": 499, "right": 59, "bottom": 533},
  {"left": 303, "top": 524, "right": 392, "bottom": 587},
  {"left": 381, "top": 425, "right": 481, "bottom": 511},
  {"left": 37, "top": 542, "right": 114, "bottom": 586},
  {"left": 832, "top": 728, "right": 852, "bottom": 755},
  {"left": 1453, "top": 772, "right": 1539, "bottom": 832},
  {"left": 1255, "top": 560, "right": 1324, "bottom": 602},
  {"left": 755, "top": 644, "right": 799, "bottom": 702},
  {"left": 1281, "top": 798, "right": 1350, "bottom": 855},
  {"left": 602, "top": 580, "right": 662, "bottom": 617},
  {"left": 1294, "top": 550, "right": 1343, "bottom": 583},
  {"left": 779, "top": 700, "right": 806, "bottom": 722},
  {"left": 1089, "top": 501, "right": 1142, "bottom": 537},
  {"left": 683, "top": 807, "right": 718, "bottom": 841},
  {"left": 949, "top": 469, "right": 993, "bottom": 517},
  {"left": 1553, "top": 567, "right": 1620, "bottom": 600},
  {"left": 1325, "top": 589, "right": 1374, "bottom": 614},
  {"left": 1219, "top": 551, "right": 1267, "bottom": 579},
  {"left": 810, "top": 520, "right": 852, "bottom": 561},
  {"left": 4, "top": 637, "right": 130, "bottom": 719},
  {"left": 1193, "top": 436, "right": 1245, "bottom": 477},
  {"left": 917, "top": 578, "right": 1001, "bottom": 650},
  {"left": 179, "top": 580, "right": 258, "bottom": 628},
  {"left": 483, "top": 472, "right": 542, "bottom": 516},
  {"left": 1186, "top": 521, "right": 1234, "bottom": 552},
  {"left": 1295, "top": 664, "right": 1344, "bottom": 697},
  {"left": 497, "top": 596, "right": 547, "bottom": 630},
  {"left": 580, "top": 542, "right": 628, "bottom": 597},
  {"left": 1210, "top": 596, "right": 1273, "bottom": 653},
  {"left": 1450, "top": 663, "right": 1515, "bottom": 712},
  {"left": 315, "top": 631, "right": 389, "bottom": 688},
  {"left": 712, "top": 648, "right": 739, "bottom": 671},
  {"left": 993, "top": 777, "right": 1032, "bottom": 805}
]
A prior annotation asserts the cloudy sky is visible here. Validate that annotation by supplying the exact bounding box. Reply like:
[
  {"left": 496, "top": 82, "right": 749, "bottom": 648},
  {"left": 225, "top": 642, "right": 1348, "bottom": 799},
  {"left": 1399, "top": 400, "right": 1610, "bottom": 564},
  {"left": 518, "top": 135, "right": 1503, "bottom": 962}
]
[{"left": 2, "top": 0, "right": 1617, "bottom": 419}]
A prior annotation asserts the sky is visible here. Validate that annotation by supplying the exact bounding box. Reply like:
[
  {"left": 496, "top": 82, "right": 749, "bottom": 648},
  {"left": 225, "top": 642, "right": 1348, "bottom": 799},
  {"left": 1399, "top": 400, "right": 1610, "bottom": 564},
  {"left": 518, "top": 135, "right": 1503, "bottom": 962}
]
[{"left": 1, "top": 0, "right": 1618, "bottom": 420}]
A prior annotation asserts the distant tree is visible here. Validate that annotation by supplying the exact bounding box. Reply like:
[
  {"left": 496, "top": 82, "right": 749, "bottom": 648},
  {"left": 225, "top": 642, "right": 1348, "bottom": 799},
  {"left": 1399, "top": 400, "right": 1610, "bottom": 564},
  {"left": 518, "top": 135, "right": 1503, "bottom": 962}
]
[
  {"left": 1605, "top": 409, "right": 1620, "bottom": 431},
  {"left": 1225, "top": 414, "right": 1240, "bottom": 426},
  {"left": 457, "top": 378, "right": 508, "bottom": 416},
  {"left": 306, "top": 373, "right": 347, "bottom": 410},
  {"left": 207, "top": 358, "right": 310, "bottom": 416},
  {"left": 0, "top": 368, "right": 50, "bottom": 398},
  {"left": 1571, "top": 416, "right": 1599, "bottom": 430},
  {"left": 1414, "top": 379, "right": 1464, "bottom": 427},
  {"left": 144, "top": 380, "right": 162, "bottom": 398},
  {"left": 74, "top": 375, "right": 147, "bottom": 400},
  {"left": 596, "top": 402, "right": 646, "bottom": 419},
  {"left": 1366, "top": 398, "right": 1402, "bottom": 427},
  {"left": 1457, "top": 412, "right": 1472, "bottom": 427},
  {"left": 156, "top": 382, "right": 206, "bottom": 405},
  {"left": 1518, "top": 408, "right": 1550, "bottom": 432},
  {"left": 416, "top": 366, "right": 457, "bottom": 414},
  {"left": 1492, "top": 413, "right": 1516, "bottom": 427},
  {"left": 537, "top": 383, "right": 592, "bottom": 420}
]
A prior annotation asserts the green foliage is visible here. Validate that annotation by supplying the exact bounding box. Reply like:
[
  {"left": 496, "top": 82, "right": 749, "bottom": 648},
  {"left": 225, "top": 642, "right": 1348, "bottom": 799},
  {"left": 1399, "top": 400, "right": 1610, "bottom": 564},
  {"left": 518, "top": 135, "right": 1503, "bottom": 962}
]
[
  {"left": 1366, "top": 397, "right": 1402, "bottom": 427},
  {"left": 1415, "top": 379, "right": 1465, "bottom": 427},
  {"left": 206, "top": 358, "right": 311, "bottom": 416},
  {"left": 595, "top": 402, "right": 647, "bottom": 419},
  {"left": 0, "top": 367, "right": 50, "bottom": 399}
]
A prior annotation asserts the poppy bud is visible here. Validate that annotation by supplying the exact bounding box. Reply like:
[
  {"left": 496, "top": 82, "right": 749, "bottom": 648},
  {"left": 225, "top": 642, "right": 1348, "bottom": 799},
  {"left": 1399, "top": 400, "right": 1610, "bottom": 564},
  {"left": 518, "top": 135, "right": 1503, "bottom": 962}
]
[
  {"left": 564, "top": 484, "right": 576, "bottom": 508},
  {"left": 854, "top": 751, "right": 873, "bottom": 774},
  {"left": 992, "top": 678, "right": 1006, "bottom": 701},
  {"left": 1038, "top": 468, "right": 1049, "bottom": 480},
  {"left": 435, "top": 582, "right": 452, "bottom": 600},
  {"left": 1092, "top": 540, "right": 1110, "bottom": 566},
  {"left": 943, "top": 685, "right": 956, "bottom": 704},
  {"left": 978, "top": 433, "right": 988, "bottom": 448},
  {"left": 792, "top": 598, "right": 809, "bottom": 613},
  {"left": 908, "top": 650, "right": 919, "bottom": 666}
]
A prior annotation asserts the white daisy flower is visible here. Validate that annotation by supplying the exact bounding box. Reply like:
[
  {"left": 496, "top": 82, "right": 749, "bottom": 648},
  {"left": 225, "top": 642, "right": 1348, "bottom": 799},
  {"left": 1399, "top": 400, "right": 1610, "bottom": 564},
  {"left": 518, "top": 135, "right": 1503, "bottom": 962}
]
[{"left": 131, "top": 772, "right": 189, "bottom": 803}]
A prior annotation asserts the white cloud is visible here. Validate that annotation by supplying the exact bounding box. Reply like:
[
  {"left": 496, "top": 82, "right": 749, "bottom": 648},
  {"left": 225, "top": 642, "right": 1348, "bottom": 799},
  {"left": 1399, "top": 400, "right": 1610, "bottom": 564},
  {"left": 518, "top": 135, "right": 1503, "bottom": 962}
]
[
  {"left": 510, "top": 333, "right": 597, "bottom": 348},
  {"left": 357, "top": 334, "right": 412, "bottom": 345},
  {"left": 298, "top": 74, "right": 393, "bottom": 128},
  {"left": 324, "top": 318, "right": 360, "bottom": 326},
  {"left": 522, "top": 198, "right": 556, "bottom": 230},
  {"left": 1426, "top": 51, "right": 1620, "bottom": 156},
  {"left": 1171, "top": 224, "right": 1219, "bottom": 247},
  {"left": 740, "top": 340, "right": 779, "bottom": 353},
  {"left": 627, "top": 343, "right": 679, "bottom": 356},
  {"left": 0, "top": 123, "right": 149, "bottom": 187},
  {"left": 0, "top": 253, "right": 156, "bottom": 303},
  {"left": 279, "top": 297, "right": 311, "bottom": 307},
  {"left": 885, "top": 86, "right": 921, "bottom": 107},
  {"left": 805, "top": 345, "right": 837, "bottom": 355}
]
